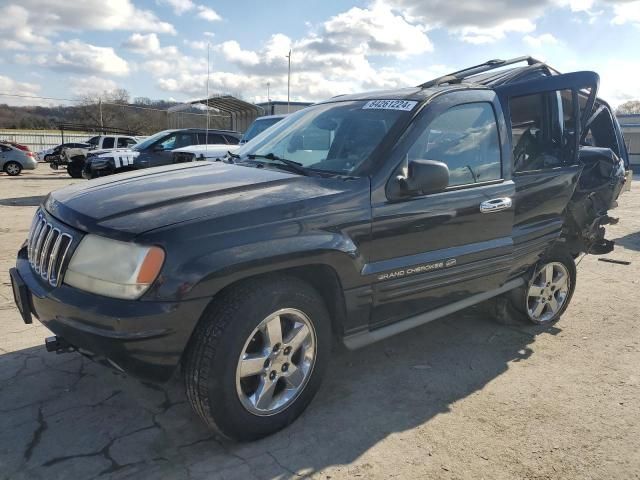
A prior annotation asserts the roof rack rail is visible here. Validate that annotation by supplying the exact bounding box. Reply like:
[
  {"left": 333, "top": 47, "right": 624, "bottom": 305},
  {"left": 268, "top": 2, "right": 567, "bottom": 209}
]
[{"left": 418, "top": 56, "right": 544, "bottom": 89}]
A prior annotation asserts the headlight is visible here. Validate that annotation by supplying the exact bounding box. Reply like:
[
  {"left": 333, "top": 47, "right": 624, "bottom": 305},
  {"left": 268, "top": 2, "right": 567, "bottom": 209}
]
[{"left": 64, "top": 234, "right": 165, "bottom": 300}]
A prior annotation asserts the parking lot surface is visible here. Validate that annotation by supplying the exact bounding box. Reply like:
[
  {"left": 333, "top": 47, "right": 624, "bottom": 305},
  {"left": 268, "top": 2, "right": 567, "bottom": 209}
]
[{"left": 1, "top": 169, "right": 639, "bottom": 480}]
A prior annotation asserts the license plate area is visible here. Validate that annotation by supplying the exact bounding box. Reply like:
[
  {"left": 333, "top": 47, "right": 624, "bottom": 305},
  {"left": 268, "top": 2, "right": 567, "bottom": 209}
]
[{"left": 9, "top": 267, "right": 33, "bottom": 324}]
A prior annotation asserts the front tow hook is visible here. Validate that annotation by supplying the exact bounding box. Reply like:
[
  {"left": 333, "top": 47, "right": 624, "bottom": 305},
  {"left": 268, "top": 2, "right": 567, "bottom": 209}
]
[{"left": 45, "top": 336, "right": 76, "bottom": 354}]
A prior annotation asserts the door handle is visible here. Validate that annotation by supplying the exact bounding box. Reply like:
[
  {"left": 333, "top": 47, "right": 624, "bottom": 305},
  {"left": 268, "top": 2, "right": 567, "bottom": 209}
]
[{"left": 480, "top": 197, "right": 512, "bottom": 213}]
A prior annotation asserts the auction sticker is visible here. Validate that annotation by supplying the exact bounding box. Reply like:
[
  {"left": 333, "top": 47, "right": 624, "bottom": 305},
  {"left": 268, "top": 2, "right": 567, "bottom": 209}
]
[{"left": 362, "top": 99, "right": 417, "bottom": 111}]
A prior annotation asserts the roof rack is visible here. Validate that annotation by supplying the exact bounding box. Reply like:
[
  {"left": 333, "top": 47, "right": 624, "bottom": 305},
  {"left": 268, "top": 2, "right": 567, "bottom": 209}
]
[{"left": 418, "top": 56, "right": 544, "bottom": 89}]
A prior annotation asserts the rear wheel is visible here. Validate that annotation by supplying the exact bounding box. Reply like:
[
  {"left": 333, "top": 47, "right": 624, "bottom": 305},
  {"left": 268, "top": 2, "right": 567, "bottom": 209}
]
[
  {"left": 183, "top": 276, "right": 331, "bottom": 441},
  {"left": 4, "top": 161, "right": 22, "bottom": 176},
  {"left": 492, "top": 247, "right": 577, "bottom": 325}
]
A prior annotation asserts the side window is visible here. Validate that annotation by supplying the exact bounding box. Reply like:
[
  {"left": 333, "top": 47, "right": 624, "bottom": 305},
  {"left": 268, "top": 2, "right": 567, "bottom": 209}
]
[
  {"left": 509, "top": 89, "right": 576, "bottom": 172},
  {"left": 117, "top": 137, "right": 136, "bottom": 148},
  {"left": 102, "top": 137, "right": 115, "bottom": 149},
  {"left": 224, "top": 135, "right": 239, "bottom": 145},
  {"left": 406, "top": 102, "right": 501, "bottom": 186},
  {"left": 158, "top": 134, "right": 178, "bottom": 150},
  {"left": 87, "top": 137, "right": 99, "bottom": 147}
]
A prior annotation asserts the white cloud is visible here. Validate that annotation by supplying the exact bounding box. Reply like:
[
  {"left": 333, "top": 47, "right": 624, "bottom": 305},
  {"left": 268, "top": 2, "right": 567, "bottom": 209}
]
[
  {"left": 197, "top": 5, "right": 222, "bottom": 21},
  {"left": 148, "top": 3, "right": 436, "bottom": 101},
  {"left": 0, "top": 5, "right": 50, "bottom": 50},
  {"left": 460, "top": 18, "right": 535, "bottom": 44},
  {"left": 523, "top": 33, "right": 560, "bottom": 48},
  {"left": 184, "top": 39, "right": 209, "bottom": 50},
  {"left": 0, "top": 75, "right": 43, "bottom": 106},
  {"left": 0, "top": 0, "right": 175, "bottom": 51},
  {"left": 39, "top": 40, "right": 131, "bottom": 77},
  {"left": 611, "top": 0, "right": 640, "bottom": 27},
  {"left": 599, "top": 59, "right": 640, "bottom": 106},
  {"left": 123, "top": 33, "right": 179, "bottom": 57},
  {"left": 123, "top": 33, "right": 161, "bottom": 53},
  {"left": 158, "top": 0, "right": 195, "bottom": 15},
  {"left": 69, "top": 76, "right": 119, "bottom": 97}
]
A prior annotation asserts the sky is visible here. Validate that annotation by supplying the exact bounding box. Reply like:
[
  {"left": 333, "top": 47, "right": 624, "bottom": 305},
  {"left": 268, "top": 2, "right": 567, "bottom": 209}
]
[{"left": 0, "top": 0, "right": 639, "bottom": 108}]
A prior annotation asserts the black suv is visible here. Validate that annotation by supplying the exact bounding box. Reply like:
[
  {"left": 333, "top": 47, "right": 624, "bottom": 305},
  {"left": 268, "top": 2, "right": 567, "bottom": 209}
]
[
  {"left": 10, "top": 57, "right": 630, "bottom": 441},
  {"left": 82, "top": 128, "right": 240, "bottom": 178}
]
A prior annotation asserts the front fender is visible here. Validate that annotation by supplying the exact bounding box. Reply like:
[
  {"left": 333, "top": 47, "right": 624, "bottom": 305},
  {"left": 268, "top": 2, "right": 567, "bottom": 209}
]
[{"left": 149, "top": 232, "right": 366, "bottom": 301}]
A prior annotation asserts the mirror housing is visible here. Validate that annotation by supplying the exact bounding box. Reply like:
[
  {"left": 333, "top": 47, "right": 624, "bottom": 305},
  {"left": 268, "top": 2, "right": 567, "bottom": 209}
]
[{"left": 400, "top": 159, "right": 449, "bottom": 195}]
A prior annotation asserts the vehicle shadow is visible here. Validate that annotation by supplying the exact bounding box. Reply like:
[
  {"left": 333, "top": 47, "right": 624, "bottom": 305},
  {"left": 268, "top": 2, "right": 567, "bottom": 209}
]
[
  {"left": 0, "top": 196, "right": 46, "bottom": 207},
  {"left": 613, "top": 231, "right": 640, "bottom": 252},
  {"left": 0, "top": 306, "right": 560, "bottom": 480}
]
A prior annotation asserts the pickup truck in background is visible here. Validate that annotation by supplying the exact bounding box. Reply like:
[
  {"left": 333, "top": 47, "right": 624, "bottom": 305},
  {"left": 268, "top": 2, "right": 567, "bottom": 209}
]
[{"left": 10, "top": 57, "right": 631, "bottom": 441}]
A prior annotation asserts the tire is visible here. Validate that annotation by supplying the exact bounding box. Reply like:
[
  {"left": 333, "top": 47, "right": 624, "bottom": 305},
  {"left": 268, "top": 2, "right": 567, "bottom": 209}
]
[
  {"left": 67, "top": 163, "right": 83, "bottom": 178},
  {"left": 493, "top": 247, "right": 577, "bottom": 325},
  {"left": 4, "top": 161, "right": 22, "bottom": 176},
  {"left": 183, "top": 275, "right": 331, "bottom": 441}
]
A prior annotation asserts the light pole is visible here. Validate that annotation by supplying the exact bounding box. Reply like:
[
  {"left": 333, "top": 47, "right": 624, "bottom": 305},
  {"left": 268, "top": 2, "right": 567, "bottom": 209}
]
[
  {"left": 266, "top": 82, "right": 270, "bottom": 115},
  {"left": 286, "top": 49, "right": 291, "bottom": 113}
]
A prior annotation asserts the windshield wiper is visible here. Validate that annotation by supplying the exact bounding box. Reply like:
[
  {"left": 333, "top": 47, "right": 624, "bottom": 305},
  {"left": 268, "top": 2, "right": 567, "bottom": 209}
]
[
  {"left": 246, "top": 153, "right": 312, "bottom": 176},
  {"left": 223, "top": 150, "right": 240, "bottom": 163}
]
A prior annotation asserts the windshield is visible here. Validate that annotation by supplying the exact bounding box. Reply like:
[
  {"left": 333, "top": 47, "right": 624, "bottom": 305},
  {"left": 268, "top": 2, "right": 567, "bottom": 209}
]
[
  {"left": 133, "top": 130, "right": 173, "bottom": 151},
  {"left": 242, "top": 117, "right": 284, "bottom": 143},
  {"left": 236, "top": 100, "right": 410, "bottom": 174}
]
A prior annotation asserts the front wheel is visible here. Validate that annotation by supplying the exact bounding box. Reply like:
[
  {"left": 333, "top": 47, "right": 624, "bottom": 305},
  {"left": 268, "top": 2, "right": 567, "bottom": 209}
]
[
  {"left": 183, "top": 276, "right": 331, "bottom": 441},
  {"left": 67, "top": 163, "right": 83, "bottom": 178}
]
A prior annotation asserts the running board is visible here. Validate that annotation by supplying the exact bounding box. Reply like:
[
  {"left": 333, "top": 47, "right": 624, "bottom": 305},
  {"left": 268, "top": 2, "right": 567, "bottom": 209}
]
[{"left": 343, "top": 277, "right": 525, "bottom": 350}]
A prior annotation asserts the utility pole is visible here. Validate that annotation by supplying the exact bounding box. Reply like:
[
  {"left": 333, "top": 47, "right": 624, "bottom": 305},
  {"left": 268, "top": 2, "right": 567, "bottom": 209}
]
[
  {"left": 98, "top": 98, "right": 103, "bottom": 133},
  {"left": 206, "top": 41, "right": 211, "bottom": 148},
  {"left": 286, "top": 49, "right": 291, "bottom": 113},
  {"left": 266, "top": 82, "right": 271, "bottom": 115}
]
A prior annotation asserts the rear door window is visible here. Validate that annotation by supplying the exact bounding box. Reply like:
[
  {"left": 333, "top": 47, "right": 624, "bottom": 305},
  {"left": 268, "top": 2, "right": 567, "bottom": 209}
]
[{"left": 509, "top": 89, "right": 576, "bottom": 172}]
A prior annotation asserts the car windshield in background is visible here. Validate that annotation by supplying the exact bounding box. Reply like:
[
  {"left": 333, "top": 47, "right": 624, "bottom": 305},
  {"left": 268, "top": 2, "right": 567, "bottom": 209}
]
[
  {"left": 236, "top": 100, "right": 412, "bottom": 174},
  {"left": 242, "top": 117, "right": 283, "bottom": 143},
  {"left": 132, "top": 130, "right": 172, "bottom": 151}
]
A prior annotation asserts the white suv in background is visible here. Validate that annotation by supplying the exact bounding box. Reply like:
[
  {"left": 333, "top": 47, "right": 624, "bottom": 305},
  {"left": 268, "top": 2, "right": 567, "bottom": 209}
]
[{"left": 86, "top": 135, "right": 139, "bottom": 150}]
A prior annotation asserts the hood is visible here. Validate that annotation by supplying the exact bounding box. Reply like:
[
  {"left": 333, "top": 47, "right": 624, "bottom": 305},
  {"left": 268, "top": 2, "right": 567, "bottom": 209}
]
[
  {"left": 173, "top": 144, "right": 240, "bottom": 160},
  {"left": 44, "top": 162, "right": 365, "bottom": 239},
  {"left": 90, "top": 148, "right": 139, "bottom": 158}
]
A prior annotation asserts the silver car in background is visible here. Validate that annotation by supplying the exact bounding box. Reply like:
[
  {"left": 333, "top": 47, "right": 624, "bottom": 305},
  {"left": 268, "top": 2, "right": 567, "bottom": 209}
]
[{"left": 0, "top": 142, "right": 38, "bottom": 176}]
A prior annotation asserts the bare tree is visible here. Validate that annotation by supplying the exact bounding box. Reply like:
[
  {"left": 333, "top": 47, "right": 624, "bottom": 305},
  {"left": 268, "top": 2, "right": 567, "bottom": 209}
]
[{"left": 616, "top": 100, "right": 640, "bottom": 115}]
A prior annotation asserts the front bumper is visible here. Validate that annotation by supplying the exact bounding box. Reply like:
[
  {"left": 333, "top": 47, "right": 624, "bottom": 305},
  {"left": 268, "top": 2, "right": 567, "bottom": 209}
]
[{"left": 12, "top": 248, "right": 211, "bottom": 382}]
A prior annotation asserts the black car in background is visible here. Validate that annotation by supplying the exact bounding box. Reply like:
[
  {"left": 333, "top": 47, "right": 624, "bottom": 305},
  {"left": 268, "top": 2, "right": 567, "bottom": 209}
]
[
  {"left": 82, "top": 128, "right": 241, "bottom": 178},
  {"left": 10, "top": 57, "right": 631, "bottom": 441}
]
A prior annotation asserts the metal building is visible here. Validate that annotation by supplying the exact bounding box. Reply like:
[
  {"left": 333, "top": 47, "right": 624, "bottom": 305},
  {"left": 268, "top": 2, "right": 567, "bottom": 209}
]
[
  {"left": 617, "top": 114, "right": 640, "bottom": 167},
  {"left": 256, "top": 101, "right": 313, "bottom": 116},
  {"left": 171, "top": 95, "right": 265, "bottom": 133}
]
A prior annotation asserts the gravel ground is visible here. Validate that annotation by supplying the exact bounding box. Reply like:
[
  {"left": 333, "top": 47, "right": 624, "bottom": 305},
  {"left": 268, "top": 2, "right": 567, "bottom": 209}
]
[{"left": 1, "top": 168, "right": 639, "bottom": 480}]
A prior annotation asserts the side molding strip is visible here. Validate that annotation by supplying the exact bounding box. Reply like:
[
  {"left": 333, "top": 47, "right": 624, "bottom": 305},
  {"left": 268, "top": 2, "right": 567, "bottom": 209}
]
[{"left": 343, "top": 277, "right": 525, "bottom": 350}]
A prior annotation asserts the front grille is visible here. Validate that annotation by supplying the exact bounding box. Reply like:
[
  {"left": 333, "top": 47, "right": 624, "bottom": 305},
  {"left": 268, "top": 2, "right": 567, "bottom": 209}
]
[{"left": 26, "top": 210, "right": 74, "bottom": 287}]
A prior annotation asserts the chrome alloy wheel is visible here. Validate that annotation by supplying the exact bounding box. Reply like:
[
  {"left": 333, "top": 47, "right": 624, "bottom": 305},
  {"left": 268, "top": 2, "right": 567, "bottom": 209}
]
[
  {"left": 235, "top": 308, "right": 316, "bottom": 416},
  {"left": 526, "top": 262, "right": 571, "bottom": 323}
]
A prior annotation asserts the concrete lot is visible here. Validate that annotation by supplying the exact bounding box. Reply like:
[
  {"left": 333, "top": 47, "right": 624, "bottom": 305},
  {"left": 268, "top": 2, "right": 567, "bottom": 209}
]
[{"left": 1, "top": 168, "right": 639, "bottom": 480}]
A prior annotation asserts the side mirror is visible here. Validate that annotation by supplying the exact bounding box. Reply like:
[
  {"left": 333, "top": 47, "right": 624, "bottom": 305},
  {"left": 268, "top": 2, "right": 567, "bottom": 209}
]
[{"left": 400, "top": 159, "right": 449, "bottom": 195}]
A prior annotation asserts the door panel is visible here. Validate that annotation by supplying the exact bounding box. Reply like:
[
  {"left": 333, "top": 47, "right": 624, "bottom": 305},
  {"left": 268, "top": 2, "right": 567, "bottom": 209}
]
[
  {"left": 368, "top": 92, "right": 514, "bottom": 328},
  {"left": 496, "top": 71, "right": 598, "bottom": 277},
  {"left": 369, "top": 181, "right": 514, "bottom": 327}
]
